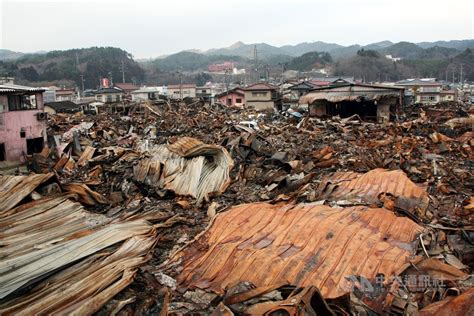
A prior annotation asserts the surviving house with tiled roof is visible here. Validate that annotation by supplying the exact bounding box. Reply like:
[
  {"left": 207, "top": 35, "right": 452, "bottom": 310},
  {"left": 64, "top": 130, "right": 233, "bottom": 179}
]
[
  {"left": 93, "top": 87, "right": 124, "bottom": 103},
  {"left": 243, "top": 82, "right": 281, "bottom": 111},
  {"left": 113, "top": 83, "right": 139, "bottom": 95},
  {"left": 396, "top": 79, "right": 442, "bottom": 105}
]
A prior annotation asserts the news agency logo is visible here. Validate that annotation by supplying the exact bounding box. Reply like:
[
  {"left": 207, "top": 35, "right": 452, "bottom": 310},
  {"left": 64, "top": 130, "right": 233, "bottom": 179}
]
[{"left": 339, "top": 274, "right": 445, "bottom": 294}]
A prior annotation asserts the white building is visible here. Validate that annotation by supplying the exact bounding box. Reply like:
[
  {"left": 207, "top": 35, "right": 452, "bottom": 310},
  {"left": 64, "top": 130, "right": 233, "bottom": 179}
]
[
  {"left": 93, "top": 87, "right": 124, "bottom": 103},
  {"left": 131, "top": 86, "right": 167, "bottom": 101}
]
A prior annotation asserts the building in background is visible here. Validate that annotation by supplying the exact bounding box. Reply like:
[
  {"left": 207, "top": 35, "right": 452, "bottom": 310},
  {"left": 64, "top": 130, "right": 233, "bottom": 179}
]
[
  {"left": 42, "top": 88, "right": 56, "bottom": 103},
  {"left": 440, "top": 90, "right": 457, "bottom": 102},
  {"left": 131, "top": 86, "right": 167, "bottom": 101},
  {"left": 168, "top": 84, "right": 196, "bottom": 99},
  {"left": 93, "top": 87, "right": 124, "bottom": 103},
  {"left": 44, "top": 101, "right": 82, "bottom": 114},
  {"left": 0, "top": 77, "right": 15, "bottom": 85},
  {"left": 208, "top": 62, "right": 234, "bottom": 73},
  {"left": 114, "top": 83, "right": 139, "bottom": 97},
  {"left": 196, "top": 84, "right": 225, "bottom": 103},
  {"left": 289, "top": 82, "right": 317, "bottom": 100},
  {"left": 300, "top": 82, "right": 404, "bottom": 122},
  {"left": 396, "top": 79, "right": 442, "bottom": 105},
  {"left": 55, "top": 88, "right": 76, "bottom": 101},
  {"left": 0, "top": 84, "right": 47, "bottom": 162},
  {"left": 216, "top": 87, "right": 245, "bottom": 107},
  {"left": 243, "top": 83, "right": 280, "bottom": 111}
]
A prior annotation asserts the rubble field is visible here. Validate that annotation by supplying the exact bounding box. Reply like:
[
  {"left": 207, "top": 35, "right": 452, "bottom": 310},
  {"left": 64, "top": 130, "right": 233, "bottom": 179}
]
[{"left": 0, "top": 100, "right": 473, "bottom": 315}]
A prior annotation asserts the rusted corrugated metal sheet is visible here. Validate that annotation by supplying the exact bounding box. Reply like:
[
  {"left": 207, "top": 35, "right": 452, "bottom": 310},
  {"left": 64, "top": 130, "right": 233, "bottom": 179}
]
[
  {"left": 316, "top": 168, "right": 430, "bottom": 216},
  {"left": 134, "top": 137, "right": 234, "bottom": 202},
  {"left": 62, "top": 183, "right": 109, "bottom": 205},
  {"left": 171, "top": 202, "right": 423, "bottom": 299},
  {"left": 419, "top": 288, "right": 474, "bottom": 316},
  {"left": 0, "top": 174, "right": 158, "bottom": 314},
  {"left": 0, "top": 173, "right": 54, "bottom": 212},
  {"left": 77, "top": 146, "right": 96, "bottom": 167}
]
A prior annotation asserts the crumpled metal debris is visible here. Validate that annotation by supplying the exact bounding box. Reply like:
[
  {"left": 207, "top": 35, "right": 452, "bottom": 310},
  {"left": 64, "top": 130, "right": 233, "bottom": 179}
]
[
  {"left": 134, "top": 137, "right": 234, "bottom": 202},
  {"left": 316, "top": 168, "right": 430, "bottom": 219},
  {"left": 11, "top": 98, "right": 470, "bottom": 314}
]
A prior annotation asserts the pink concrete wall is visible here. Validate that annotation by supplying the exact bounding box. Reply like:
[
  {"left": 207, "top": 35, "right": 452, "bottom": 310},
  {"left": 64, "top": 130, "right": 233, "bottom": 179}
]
[
  {"left": 0, "top": 92, "right": 47, "bottom": 162},
  {"left": 218, "top": 92, "right": 245, "bottom": 106}
]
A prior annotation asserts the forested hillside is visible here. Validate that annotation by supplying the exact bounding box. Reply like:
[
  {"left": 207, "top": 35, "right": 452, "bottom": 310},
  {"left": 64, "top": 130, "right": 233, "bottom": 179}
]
[
  {"left": 0, "top": 47, "right": 144, "bottom": 89},
  {"left": 0, "top": 41, "right": 472, "bottom": 87}
]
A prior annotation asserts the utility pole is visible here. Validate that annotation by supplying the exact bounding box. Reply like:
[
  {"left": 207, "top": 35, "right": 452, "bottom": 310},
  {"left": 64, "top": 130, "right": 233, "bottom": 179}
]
[
  {"left": 179, "top": 72, "right": 183, "bottom": 99},
  {"left": 119, "top": 60, "right": 126, "bottom": 83},
  {"left": 452, "top": 68, "right": 455, "bottom": 83},
  {"left": 253, "top": 45, "right": 258, "bottom": 65},
  {"left": 253, "top": 45, "right": 258, "bottom": 82},
  {"left": 224, "top": 68, "right": 231, "bottom": 92},
  {"left": 80, "top": 74, "right": 85, "bottom": 92},
  {"left": 460, "top": 64, "right": 463, "bottom": 85}
]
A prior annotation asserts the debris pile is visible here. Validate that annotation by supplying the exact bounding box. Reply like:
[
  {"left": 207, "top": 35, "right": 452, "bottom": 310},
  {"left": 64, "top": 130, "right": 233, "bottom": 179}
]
[{"left": 1, "top": 100, "right": 472, "bottom": 314}]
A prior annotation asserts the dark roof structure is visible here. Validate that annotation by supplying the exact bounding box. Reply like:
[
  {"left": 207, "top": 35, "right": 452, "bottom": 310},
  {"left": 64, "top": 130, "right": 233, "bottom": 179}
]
[
  {"left": 396, "top": 79, "right": 442, "bottom": 86},
  {"left": 55, "top": 89, "right": 76, "bottom": 95},
  {"left": 244, "top": 82, "right": 278, "bottom": 91},
  {"left": 215, "top": 87, "right": 245, "bottom": 98},
  {"left": 289, "top": 82, "right": 317, "bottom": 91},
  {"left": 168, "top": 84, "right": 196, "bottom": 89},
  {"left": 300, "top": 82, "right": 404, "bottom": 104},
  {"left": 93, "top": 87, "right": 123, "bottom": 94},
  {"left": 114, "top": 83, "right": 139, "bottom": 91},
  {"left": 44, "top": 101, "right": 81, "bottom": 112}
]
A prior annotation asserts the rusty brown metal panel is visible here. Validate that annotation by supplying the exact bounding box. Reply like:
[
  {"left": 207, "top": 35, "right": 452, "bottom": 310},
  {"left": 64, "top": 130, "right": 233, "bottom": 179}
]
[
  {"left": 419, "top": 288, "right": 474, "bottom": 316},
  {"left": 0, "top": 173, "right": 54, "bottom": 212},
  {"left": 172, "top": 202, "right": 423, "bottom": 299},
  {"left": 316, "top": 169, "right": 430, "bottom": 215}
]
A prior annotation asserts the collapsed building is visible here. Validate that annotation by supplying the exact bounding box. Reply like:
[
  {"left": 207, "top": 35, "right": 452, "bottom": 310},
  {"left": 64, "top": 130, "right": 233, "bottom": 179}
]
[{"left": 300, "top": 81, "right": 405, "bottom": 122}]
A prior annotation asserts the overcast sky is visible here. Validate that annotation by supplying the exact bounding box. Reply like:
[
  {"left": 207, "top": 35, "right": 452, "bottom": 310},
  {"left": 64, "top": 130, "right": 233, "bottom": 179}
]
[{"left": 1, "top": 0, "right": 473, "bottom": 58}]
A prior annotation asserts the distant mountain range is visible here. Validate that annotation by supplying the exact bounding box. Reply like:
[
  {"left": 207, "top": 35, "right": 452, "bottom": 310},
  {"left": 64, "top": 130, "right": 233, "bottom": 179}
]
[
  {"left": 188, "top": 39, "right": 474, "bottom": 60},
  {"left": 2, "top": 40, "right": 473, "bottom": 62},
  {"left": 0, "top": 49, "right": 25, "bottom": 61},
  {"left": 0, "top": 49, "right": 49, "bottom": 61},
  {"left": 1, "top": 39, "right": 472, "bottom": 87},
  {"left": 141, "top": 39, "right": 472, "bottom": 75}
]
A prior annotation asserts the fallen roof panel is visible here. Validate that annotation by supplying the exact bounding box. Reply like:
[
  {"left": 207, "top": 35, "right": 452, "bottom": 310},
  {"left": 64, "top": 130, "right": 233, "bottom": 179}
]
[
  {"left": 0, "top": 173, "right": 54, "bottom": 212},
  {"left": 419, "top": 288, "right": 474, "bottom": 316},
  {"left": 316, "top": 168, "right": 430, "bottom": 217},
  {"left": 134, "top": 137, "right": 234, "bottom": 202},
  {"left": 171, "top": 202, "right": 423, "bottom": 299},
  {"left": 0, "top": 174, "right": 157, "bottom": 313}
]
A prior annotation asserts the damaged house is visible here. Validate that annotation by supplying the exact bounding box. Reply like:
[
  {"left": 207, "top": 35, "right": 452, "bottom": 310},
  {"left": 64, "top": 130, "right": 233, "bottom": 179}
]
[
  {"left": 300, "top": 81, "right": 404, "bottom": 122},
  {"left": 0, "top": 84, "right": 47, "bottom": 162}
]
